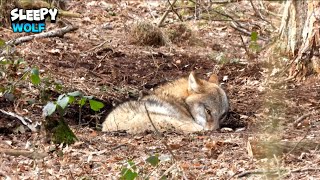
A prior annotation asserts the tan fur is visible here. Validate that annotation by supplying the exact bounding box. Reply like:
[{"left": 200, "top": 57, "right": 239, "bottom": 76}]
[{"left": 102, "top": 72, "right": 229, "bottom": 134}]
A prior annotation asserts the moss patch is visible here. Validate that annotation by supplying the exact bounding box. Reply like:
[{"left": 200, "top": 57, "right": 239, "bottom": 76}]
[{"left": 45, "top": 117, "right": 77, "bottom": 145}]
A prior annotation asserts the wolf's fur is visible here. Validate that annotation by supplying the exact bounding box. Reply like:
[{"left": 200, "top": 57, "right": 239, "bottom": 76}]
[{"left": 102, "top": 72, "right": 229, "bottom": 133}]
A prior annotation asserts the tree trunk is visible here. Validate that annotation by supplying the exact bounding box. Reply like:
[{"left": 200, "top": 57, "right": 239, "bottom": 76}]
[{"left": 279, "top": 0, "right": 320, "bottom": 78}]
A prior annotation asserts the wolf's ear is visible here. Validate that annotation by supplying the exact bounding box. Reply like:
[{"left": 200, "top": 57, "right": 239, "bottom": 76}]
[
  {"left": 188, "top": 72, "right": 202, "bottom": 93},
  {"left": 208, "top": 74, "right": 219, "bottom": 84}
]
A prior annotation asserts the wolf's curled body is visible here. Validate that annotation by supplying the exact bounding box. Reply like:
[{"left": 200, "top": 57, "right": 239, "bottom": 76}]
[{"left": 102, "top": 72, "right": 229, "bottom": 133}]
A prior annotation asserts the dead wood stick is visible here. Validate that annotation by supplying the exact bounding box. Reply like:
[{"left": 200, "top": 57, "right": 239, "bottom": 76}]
[
  {"left": 0, "top": 148, "right": 48, "bottom": 159},
  {"left": 230, "top": 22, "right": 268, "bottom": 41},
  {"left": 0, "top": 109, "right": 38, "bottom": 132},
  {"left": 143, "top": 103, "right": 177, "bottom": 160},
  {"left": 291, "top": 168, "right": 320, "bottom": 173},
  {"left": 158, "top": 0, "right": 179, "bottom": 27},
  {"left": 236, "top": 169, "right": 285, "bottom": 178},
  {"left": 249, "top": 0, "right": 276, "bottom": 29},
  {"left": 6, "top": 25, "right": 78, "bottom": 46},
  {"left": 210, "top": 0, "right": 241, "bottom": 4},
  {"left": 232, "top": 168, "right": 320, "bottom": 178},
  {"left": 189, "top": 0, "right": 236, "bottom": 20},
  {"left": 143, "top": 103, "right": 188, "bottom": 180},
  {"left": 282, "top": 127, "right": 311, "bottom": 160},
  {"left": 292, "top": 112, "right": 312, "bottom": 127},
  {"left": 239, "top": 34, "right": 252, "bottom": 59},
  {"left": 167, "top": 0, "right": 183, "bottom": 22},
  {"left": 250, "top": 139, "right": 320, "bottom": 158}
]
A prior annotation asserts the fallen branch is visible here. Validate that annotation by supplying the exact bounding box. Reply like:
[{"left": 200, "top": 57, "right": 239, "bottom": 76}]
[
  {"left": 0, "top": 109, "right": 38, "bottom": 132},
  {"left": 210, "top": 0, "right": 241, "bottom": 4},
  {"left": 236, "top": 169, "right": 285, "bottom": 178},
  {"left": 144, "top": 103, "right": 188, "bottom": 180},
  {"left": 231, "top": 168, "right": 320, "bottom": 178},
  {"left": 292, "top": 112, "right": 312, "bottom": 128},
  {"left": 158, "top": 0, "right": 179, "bottom": 27},
  {"left": 0, "top": 148, "right": 47, "bottom": 159},
  {"left": 239, "top": 34, "right": 255, "bottom": 59},
  {"left": 291, "top": 168, "right": 320, "bottom": 173},
  {"left": 230, "top": 22, "right": 268, "bottom": 41},
  {"left": 249, "top": 139, "right": 320, "bottom": 158},
  {"left": 167, "top": 0, "right": 183, "bottom": 22},
  {"left": 143, "top": 103, "right": 176, "bottom": 160},
  {"left": 282, "top": 126, "right": 311, "bottom": 160},
  {"left": 6, "top": 25, "right": 78, "bottom": 46},
  {"left": 249, "top": 0, "right": 276, "bottom": 29}
]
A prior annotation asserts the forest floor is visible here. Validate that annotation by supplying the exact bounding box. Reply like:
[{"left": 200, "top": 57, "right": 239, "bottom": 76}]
[{"left": 0, "top": 0, "right": 320, "bottom": 179}]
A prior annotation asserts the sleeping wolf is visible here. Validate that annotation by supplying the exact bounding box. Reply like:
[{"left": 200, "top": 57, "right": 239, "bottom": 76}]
[{"left": 102, "top": 72, "right": 229, "bottom": 133}]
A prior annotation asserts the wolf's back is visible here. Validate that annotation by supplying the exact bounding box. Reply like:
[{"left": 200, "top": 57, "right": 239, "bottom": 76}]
[{"left": 102, "top": 96, "right": 203, "bottom": 133}]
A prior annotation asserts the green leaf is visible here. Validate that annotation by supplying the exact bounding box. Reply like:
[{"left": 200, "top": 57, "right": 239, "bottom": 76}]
[
  {"left": 79, "top": 97, "right": 86, "bottom": 107},
  {"left": 0, "top": 38, "right": 5, "bottom": 48},
  {"left": 26, "top": 98, "right": 36, "bottom": 105},
  {"left": 128, "top": 160, "right": 137, "bottom": 171},
  {"left": 30, "top": 68, "right": 40, "bottom": 85},
  {"left": 146, "top": 155, "right": 160, "bottom": 167},
  {"left": 55, "top": 83, "right": 63, "bottom": 91},
  {"left": 120, "top": 168, "right": 138, "bottom": 180},
  {"left": 68, "top": 96, "right": 75, "bottom": 104},
  {"left": 251, "top": 31, "right": 258, "bottom": 42},
  {"left": 57, "top": 94, "right": 69, "bottom": 109},
  {"left": 0, "top": 86, "right": 5, "bottom": 93},
  {"left": 67, "top": 91, "right": 82, "bottom": 97},
  {"left": 89, "top": 100, "right": 104, "bottom": 111},
  {"left": 43, "top": 102, "right": 57, "bottom": 116},
  {"left": 160, "top": 176, "right": 167, "bottom": 180},
  {"left": 0, "top": 59, "right": 9, "bottom": 65}
]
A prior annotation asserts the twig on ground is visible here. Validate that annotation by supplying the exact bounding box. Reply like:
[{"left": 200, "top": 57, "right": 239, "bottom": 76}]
[
  {"left": 283, "top": 127, "right": 311, "bottom": 160},
  {"left": 292, "top": 112, "right": 312, "bottom": 128},
  {"left": 236, "top": 169, "right": 285, "bottom": 178},
  {"left": 0, "top": 109, "right": 38, "bottom": 132},
  {"left": 188, "top": 0, "right": 268, "bottom": 41},
  {"left": 159, "top": 163, "right": 176, "bottom": 179},
  {"left": 231, "top": 167, "right": 320, "bottom": 179},
  {"left": 258, "top": 0, "right": 282, "bottom": 18},
  {"left": 291, "top": 168, "right": 320, "bottom": 173},
  {"left": 83, "top": 40, "right": 110, "bottom": 53},
  {"left": 144, "top": 103, "right": 188, "bottom": 180},
  {"left": 143, "top": 103, "right": 176, "bottom": 160},
  {"left": 0, "top": 148, "right": 47, "bottom": 159},
  {"left": 6, "top": 25, "right": 78, "bottom": 46},
  {"left": 249, "top": 0, "right": 276, "bottom": 29},
  {"left": 69, "top": 170, "right": 75, "bottom": 180},
  {"left": 158, "top": 0, "right": 179, "bottom": 27},
  {"left": 112, "top": 143, "right": 128, "bottom": 151},
  {"left": 239, "top": 34, "right": 252, "bottom": 59},
  {"left": 210, "top": 0, "right": 240, "bottom": 4},
  {"left": 167, "top": 0, "right": 183, "bottom": 22},
  {"left": 190, "top": 0, "right": 235, "bottom": 21},
  {"left": 231, "top": 22, "right": 268, "bottom": 41}
]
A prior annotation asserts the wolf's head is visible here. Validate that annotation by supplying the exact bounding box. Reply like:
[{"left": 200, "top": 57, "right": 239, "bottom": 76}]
[{"left": 186, "top": 72, "right": 229, "bottom": 130}]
